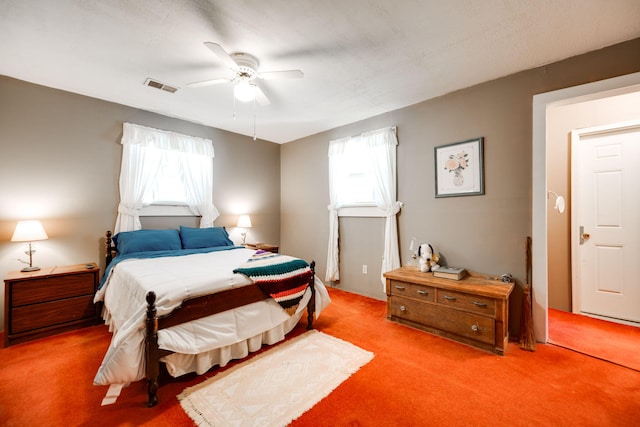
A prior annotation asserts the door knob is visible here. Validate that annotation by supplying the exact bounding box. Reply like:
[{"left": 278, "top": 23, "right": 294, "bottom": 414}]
[{"left": 579, "top": 226, "right": 590, "bottom": 245}]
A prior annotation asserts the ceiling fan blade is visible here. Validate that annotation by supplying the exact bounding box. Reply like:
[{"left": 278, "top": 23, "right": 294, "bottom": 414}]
[
  {"left": 254, "top": 85, "right": 271, "bottom": 106},
  {"left": 186, "top": 77, "right": 231, "bottom": 88},
  {"left": 258, "top": 69, "right": 304, "bottom": 80},
  {"left": 204, "top": 42, "right": 238, "bottom": 70}
]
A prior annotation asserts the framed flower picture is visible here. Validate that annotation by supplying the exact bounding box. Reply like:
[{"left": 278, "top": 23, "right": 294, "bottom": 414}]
[{"left": 435, "top": 137, "right": 484, "bottom": 197}]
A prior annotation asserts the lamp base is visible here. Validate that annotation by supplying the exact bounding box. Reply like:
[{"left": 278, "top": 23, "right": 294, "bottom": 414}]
[{"left": 21, "top": 266, "right": 41, "bottom": 272}]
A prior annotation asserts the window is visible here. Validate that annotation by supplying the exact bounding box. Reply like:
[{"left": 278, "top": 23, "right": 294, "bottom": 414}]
[
  {"left": 114, "top": 123, "right": 219, "bottom": 233},
  {"left": 333, "top": 138, "right": 377, "bottom": 207},
  {"left": 142, "top": 150, "right": 195, "bottom": 205},
  {"left": 142, "top": 153, "right": 188, "bottom": 205},
  {"left": 328, "top": 128, "right": 398, "bottom": 216},
  {"left": 326, "top": 127, "right": 402, "bottom": 286},
  {"left": 138, "top": 149, "right": 201, "bottom": 217}
]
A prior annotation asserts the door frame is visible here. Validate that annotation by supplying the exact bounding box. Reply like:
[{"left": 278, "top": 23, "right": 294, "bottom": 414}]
[{"left": 532, "top": 71, "right": 640, "bottom": 343}]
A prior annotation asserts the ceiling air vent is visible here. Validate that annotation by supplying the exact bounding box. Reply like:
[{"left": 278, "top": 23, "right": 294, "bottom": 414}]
[{"left": 144, "top": 78, "right": 178, "bottom": 93}]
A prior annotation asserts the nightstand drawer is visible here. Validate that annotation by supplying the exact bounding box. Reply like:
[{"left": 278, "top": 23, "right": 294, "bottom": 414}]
[
  {"left": 12, "top": 273, "right": 95, "bottom": 306},
  {"left": 436, "top": 289, "right": 496, "bottom": 316},
  {"left": 389, "top": 280, "right": 434, "bottom": 302},
  {"left": 11, "top": 295, "right": 96, "bottom": 334}
]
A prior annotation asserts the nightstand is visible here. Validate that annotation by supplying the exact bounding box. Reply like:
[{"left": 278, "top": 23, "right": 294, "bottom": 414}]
[
  {"left": 245, "top": 243, "right": 279, "bottom": 253},
  {"left": 3, "top": 263, "right": 100, "bottom": 347}
]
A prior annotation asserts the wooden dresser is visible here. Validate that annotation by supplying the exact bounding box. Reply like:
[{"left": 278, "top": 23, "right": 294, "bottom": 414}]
[
  {"left": 384, "top": 266, "right": 514, "bottom": 355},
  {"left": 4, "top": 263, "right": 100, "bottom": 347}
]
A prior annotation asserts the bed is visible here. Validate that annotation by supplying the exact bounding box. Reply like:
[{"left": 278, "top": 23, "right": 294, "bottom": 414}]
[{"left": 93, "top": 227, "right": 330, "bottom": 407}]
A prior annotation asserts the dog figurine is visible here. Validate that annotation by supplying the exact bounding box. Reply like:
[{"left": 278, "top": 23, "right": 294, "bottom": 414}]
[{"left": 417, "top": 243, "right": 440, "bottom": 272}]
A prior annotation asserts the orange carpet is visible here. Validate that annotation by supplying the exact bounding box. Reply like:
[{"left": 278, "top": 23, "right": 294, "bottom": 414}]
[
  {"left": 548, "top": 308, "right": 640, "bottom": 371},
  {"left": 1, "top": 288, "right": 639, "bottom": 427}
]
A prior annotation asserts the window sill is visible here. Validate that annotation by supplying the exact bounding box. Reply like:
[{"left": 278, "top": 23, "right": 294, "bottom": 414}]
[
  {"left": 139, "top": 205, "right": 194, "bottom": 217},
  {"left": 337, "top": 206, "right": 386, "bottom": 217}
]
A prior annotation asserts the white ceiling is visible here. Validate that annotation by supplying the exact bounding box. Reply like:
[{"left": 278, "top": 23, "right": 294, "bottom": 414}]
[{"left": 1, "top": 0, "right": 639, "bottom": 143}]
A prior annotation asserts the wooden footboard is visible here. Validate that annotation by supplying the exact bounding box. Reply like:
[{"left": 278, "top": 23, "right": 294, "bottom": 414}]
[{"left": 143, "top": 261, "right": 316, "bottom": 407}]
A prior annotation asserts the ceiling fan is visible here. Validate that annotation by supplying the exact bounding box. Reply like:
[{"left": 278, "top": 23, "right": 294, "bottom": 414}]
[{"left": 187, "top": 42, "right": 304, "bottom": 106}]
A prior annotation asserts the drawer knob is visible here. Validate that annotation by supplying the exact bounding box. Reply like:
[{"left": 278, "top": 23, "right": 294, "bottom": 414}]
[
  {"left": 471, "top": 324, "right": 479, "bottom": 332},
  {"left": 473, "top": 301, "right": 488, "bottom": 308},
  {"left": 400, "top": 305, "right": 406, "bottom": 312},
  {"left": 395, "top": 285, "right": 406, "bottom": 291},
  {"left": 417, "top": 290, "right": 428, "bottom": 296},
  {"left": 443, "top": 295, "right": 456, "bottom": 301}
]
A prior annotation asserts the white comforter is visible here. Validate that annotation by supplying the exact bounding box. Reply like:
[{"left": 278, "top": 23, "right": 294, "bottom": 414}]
[{"left": 93, "top": 248, "right": 330, "bottom": 386}]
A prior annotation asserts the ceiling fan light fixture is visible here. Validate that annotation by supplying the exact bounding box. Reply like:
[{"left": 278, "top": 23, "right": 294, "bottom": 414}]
[{"left": 234, "top": 81, "right": 256, "bottom": 102}]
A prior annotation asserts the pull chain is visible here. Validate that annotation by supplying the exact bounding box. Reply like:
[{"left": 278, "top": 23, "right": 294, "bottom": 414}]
[
  {"left": 252, "top": 97, "right": 257, "bottom": 141},
  {"left": 233, "top": 95, "right": 236, "bottom": 120}
]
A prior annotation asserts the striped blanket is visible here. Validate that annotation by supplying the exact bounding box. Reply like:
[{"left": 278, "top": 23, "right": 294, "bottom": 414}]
[{"left": 233, "top": 250, "right": 313, "bottom": 315}]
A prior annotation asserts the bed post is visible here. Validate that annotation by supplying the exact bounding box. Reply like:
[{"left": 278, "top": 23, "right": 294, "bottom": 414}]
[
  {"left": 105, "top": 231, "right": 114, "bottom": 266},
  {"left": 307, "top": 261, "right": 316, "bottom": 330},
  {"left": 145, "top": 291, "right": 160, "bottom": 407}
]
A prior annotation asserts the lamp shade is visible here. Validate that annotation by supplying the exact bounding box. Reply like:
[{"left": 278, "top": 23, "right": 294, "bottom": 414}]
[
  {"left": 237, "top": 215, "right": 252, "bottom": 228},
  {"left": 11, "top": 220, "right": 48, "bottom": 242}
]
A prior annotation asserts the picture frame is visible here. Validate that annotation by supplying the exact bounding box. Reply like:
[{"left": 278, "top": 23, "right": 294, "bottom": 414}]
[{"left": 435, "top": 137, "right": 484, "bottom": 197}]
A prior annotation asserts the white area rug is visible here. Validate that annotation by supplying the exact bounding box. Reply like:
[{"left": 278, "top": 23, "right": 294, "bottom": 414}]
[{"left": 178, "top": 330, "right": 374, "bottom": 426}]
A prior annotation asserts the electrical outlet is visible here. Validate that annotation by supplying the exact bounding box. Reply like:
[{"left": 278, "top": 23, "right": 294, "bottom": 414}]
[{"left": 362, "top": 265, "right": 368, "bottom": 274}]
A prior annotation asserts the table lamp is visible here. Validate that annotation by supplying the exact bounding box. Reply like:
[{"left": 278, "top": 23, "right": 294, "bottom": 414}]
[
  {"left": 236, "top": 215, "right": 252, "bottom": 244},
  {"left": 11, "top": 220, "right": 48, "bottom": 272}
]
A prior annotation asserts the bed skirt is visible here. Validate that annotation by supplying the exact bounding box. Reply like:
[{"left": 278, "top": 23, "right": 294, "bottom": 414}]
[{"left": 161, "top": 310, "right": 302, "bottom": 377}]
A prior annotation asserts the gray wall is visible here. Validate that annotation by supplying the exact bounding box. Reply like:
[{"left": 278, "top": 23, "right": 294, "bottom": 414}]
[
  {"left": 280, "top": 38, "right": 640, "bottom": 337},
  {"left": 0, "top": 76, "right": 281, "bottom": 331}
]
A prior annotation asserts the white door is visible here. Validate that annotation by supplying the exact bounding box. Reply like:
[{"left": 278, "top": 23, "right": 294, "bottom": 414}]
[{"left": 571, "top": 120, "right": 640, "bottom": 324}]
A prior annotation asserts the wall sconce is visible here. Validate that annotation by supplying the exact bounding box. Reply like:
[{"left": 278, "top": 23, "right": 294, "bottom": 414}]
[
  {"left": 236, "top": 214, "right": 252, "bottom": 244},
  {"left": 547, "top": 190, "right": 566, "bottom": 214},
  {"left": 11, "top": 220, "right": 49, "bottom": 272}
]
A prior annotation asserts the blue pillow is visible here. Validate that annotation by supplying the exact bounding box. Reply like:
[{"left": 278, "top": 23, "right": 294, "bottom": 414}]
[
  {"left": 179, "top": 226, "right": 234, "bottom": 249},
  {"left": 114, "top": 229, "right": 182, "bottom": 255}
]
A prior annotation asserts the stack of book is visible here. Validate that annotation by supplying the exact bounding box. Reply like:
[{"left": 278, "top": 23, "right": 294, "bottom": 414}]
[{"left": 432, "top": 266, "right": 467, "bottom": 280}]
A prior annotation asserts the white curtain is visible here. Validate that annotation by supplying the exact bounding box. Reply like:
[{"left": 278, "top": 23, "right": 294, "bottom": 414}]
[
  {"left": 361, "top": 128, "right": 403, "bottom": 288},
  {"left": 179, "top": 151, "right": 219, "bottom": 228},
  {"left": 325, "top": 137, "right": 351, "bottom": 282},
  {"left": 325, "top": 127, "right": 402, "bottom": 288},
  {"left": 114, "top": 123, "right": 218, "bottom": 234}
]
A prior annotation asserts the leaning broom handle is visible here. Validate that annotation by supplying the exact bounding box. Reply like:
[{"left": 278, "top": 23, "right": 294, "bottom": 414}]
[{"left": 519, "top": 236, "right": 537, "bottom": 351}]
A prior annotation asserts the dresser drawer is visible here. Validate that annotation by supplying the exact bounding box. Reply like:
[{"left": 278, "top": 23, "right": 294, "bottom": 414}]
[
  {"left": 427, "top": 303, "right": 496, "bottom": 345},
  {"left": 11, "top": 295, "right": 96, "bottom": 334},
  {"left": 388, "top": 280, "right": 434, "bottom": 302},
  {"left": 11, "top": 274, "right": 95, "bottom": 307},
  {"left": 388, "top": 295, "right": 436, "bottom": 324},
  {"left": 436, "top": 289, "right": 496, "bottom": 316},
  {"left": 389, "top": 295, "right": 495, "bottom": 345}
]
